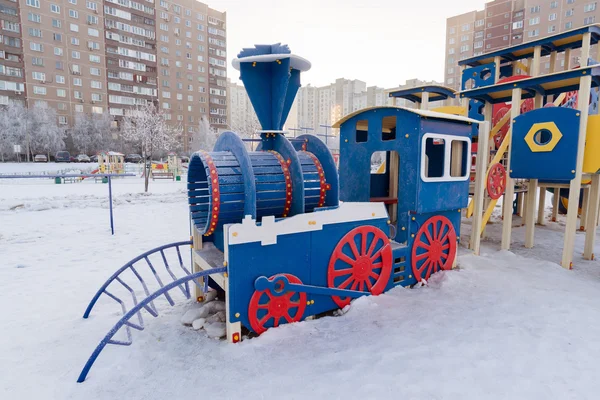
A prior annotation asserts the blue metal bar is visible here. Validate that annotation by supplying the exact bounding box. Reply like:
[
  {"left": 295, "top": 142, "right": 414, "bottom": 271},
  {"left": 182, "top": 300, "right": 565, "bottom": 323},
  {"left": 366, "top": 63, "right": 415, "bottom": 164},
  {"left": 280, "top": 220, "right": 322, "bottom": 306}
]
[
  {"left": 255, "top": 275, "right": 368, "bottom": 299},
  {"left": 0, "top": 173, "right": 136, "bottom": 179},
  {"left": 108, "top": 176, "right": 114, "bottom": 235},
  {"left": 77, "top": 267, "right": 226, "bottom": 383},
  {"left": 82, "top": 240, "right": 192, "bottom": 319}
]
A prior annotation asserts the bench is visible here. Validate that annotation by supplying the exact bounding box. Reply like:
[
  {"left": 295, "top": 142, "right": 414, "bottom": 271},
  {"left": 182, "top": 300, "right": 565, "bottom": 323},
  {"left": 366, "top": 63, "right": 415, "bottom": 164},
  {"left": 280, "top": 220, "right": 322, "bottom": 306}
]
[{"left": 152, "top": 171, "right": 174, "bottom": 181}]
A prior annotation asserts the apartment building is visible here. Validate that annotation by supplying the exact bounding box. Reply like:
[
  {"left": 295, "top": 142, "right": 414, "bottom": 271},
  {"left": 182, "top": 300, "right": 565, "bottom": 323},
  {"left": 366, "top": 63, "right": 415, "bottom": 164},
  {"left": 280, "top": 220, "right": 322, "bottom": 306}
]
[
  {"left": 227, "top": 79, "right": 259, "bottom": 135},
  {"left": 0, "top": 0, "right": 226, "bottom": 152},
  {"left": 445, "top": 0, "right": 600, "bottom": 93}
]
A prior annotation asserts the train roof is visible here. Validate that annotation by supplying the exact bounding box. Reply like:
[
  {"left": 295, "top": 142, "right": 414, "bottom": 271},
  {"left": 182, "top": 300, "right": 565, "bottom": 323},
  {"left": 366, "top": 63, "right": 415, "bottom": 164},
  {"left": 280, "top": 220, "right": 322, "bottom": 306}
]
[{"left": 332, "top": 106, "right": 481, "bottom": 128}]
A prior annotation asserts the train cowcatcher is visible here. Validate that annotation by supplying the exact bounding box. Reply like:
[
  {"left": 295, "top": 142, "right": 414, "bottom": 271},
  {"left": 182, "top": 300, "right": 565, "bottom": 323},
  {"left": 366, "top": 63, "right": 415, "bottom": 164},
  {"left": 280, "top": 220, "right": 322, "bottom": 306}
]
[{"left": 77, "top": 43, "right": 478, "bottom": 382}]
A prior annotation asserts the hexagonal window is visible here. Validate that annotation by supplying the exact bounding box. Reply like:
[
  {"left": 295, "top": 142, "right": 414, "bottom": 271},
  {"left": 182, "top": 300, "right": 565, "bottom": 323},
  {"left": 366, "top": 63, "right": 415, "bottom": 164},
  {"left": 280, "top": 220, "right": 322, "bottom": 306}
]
[{"left": 534, "top": 129, "right": 552, "bottom": 146}]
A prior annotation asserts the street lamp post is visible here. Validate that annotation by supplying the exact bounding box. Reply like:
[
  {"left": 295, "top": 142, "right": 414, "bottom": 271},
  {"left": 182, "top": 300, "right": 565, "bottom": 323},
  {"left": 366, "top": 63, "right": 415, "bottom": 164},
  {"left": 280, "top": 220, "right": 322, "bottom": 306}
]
[{"left": 319, "top": 124, "right": 333, "bottom": 145}]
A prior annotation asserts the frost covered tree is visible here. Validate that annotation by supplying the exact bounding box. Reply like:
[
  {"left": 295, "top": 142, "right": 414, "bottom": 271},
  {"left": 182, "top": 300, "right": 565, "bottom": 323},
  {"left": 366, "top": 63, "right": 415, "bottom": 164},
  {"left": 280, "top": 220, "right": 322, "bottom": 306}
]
[
  {"left": 121, "top": 102, "right": 181, "bottom": 192},
  {"left": 71, "top": 112, "right": 114, "bottom": 155},
  {"left": 0, "top": 102, "right": 27, "bottom": 161},
  {"left": 29, "top": 103, "right": 65, "bottom": 158},
  {"left": 190, "top": 115, "right": 218, "bottom": 153}
]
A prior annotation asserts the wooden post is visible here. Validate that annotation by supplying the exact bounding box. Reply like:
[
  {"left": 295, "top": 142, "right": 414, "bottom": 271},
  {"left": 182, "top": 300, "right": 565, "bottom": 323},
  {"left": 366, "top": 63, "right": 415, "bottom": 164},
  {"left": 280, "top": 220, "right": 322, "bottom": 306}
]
[
  {"left": 524, "top": 45, "right": 542, "bottom": 247},
  {"left": 421, "top": 92, "right": 429, "bottom": 110},
  {"left": 537, "top": 189, "right": 546, "bottom": 225},
  {"left": 470, "top": 119, "right": 491, "bottom": 254},
  {"left": 192, "top": 226, "right": 204, "bottom": 301},
  {"left": 584, "top": 174, "right": 600, "bottom": 260},
  {"left": 562, "top": 33, "right": 592, "bottom": 269},
  {"left": 502, "top": 88, "right": 522, "bottom": 250},
  {"left": 552, "top": 187, "right": 560, "bottom": 221},
  {"left": 389, "top": 151, "right": 399, "bottom": 224},
  {"left": 565, "top": 48, "right": 572, "bottom": 70},
  {"left": 580, "top": 187, "right": 590, "bottom": 231},
  {"left": 494, "top": 56, "right": 501, "bottom": 82}
]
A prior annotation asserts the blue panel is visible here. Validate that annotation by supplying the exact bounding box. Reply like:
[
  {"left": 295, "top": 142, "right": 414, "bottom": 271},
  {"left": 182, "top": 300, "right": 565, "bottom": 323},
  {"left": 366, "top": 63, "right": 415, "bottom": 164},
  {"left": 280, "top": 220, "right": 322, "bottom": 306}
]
[
  {"left": 510, "top": 107, "right": 580, "bottom": 180},
  {"left": 294, "top": 134, "right": 340, "bottom": 208},
  {"left": 272, "top": 133, "right": 305, "bottom": 216},
  {"left": 461, "top": 62, "right": 496, "bottom": 90},
  {"left": 239, "top": 61, "right": 275, "bottom": 130},
  {"left": 280, "top": 68, "right": 300, "bottom": 130}
]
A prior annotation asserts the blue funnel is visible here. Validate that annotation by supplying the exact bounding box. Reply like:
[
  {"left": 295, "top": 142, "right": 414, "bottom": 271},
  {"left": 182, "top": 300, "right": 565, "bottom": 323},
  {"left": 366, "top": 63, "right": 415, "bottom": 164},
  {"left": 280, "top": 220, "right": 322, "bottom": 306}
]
[{"left": 232, "top": 43, "right": 311, "bottom": 131}]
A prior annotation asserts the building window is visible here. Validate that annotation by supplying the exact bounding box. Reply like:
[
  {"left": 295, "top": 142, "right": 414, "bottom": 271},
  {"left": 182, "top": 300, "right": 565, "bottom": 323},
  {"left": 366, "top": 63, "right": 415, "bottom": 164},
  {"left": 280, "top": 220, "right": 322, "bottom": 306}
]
[
  {"left": 26, "top": 0, "right": 40, "bottom": 8},
  {"left": 460, "top": 44, "right": 470, "bottom": 53},
  {"left": 449, "top": 27, "right": 455, "bottom": 34},
  {"left": 56, "top": 75, "right": 65, "bottom": 84},
  {"left": 70, "top": 23, "right": 79, "bottom": 32},
  {"left": 69, "top": 9, "right": 78, "bottom": 18},
  {"left": 448, "top": 37, "right": 455, "bottom": 44},
  {"left": 69, "top": 0, "right": 77, "bottom": 4},
  {"left": 475, "top": 19, "right": 484, "bottom": 27},
  {"left": 54, "top": 47, "right": 63, "bottom": 56},
  {"left": 91, "top": 93, "right": 102, "bottom": 101},
  {"left": 90, "top": 67, "right": 100, "bottom": 76},
  {"left": 503, "top": 35, "right": 508, "bottom": 41},
  {"left": 475, "top": 31, "right": 483, "bottom": 39},
  {"left": 461, "top": 23, "right": 469, "bottom": 31},
  {"left": 32, "top": 71, "right": 45, "bottom": 81},
  {"left": 50, "top": 4, "right": 60, "bottom": 13},
  {"left": 28, "top": 12, "right": 41, "bottom": 23},
  {"left": 72, "top": 50, "right": 80, "bottom": 59},
  {"left": 74, "top": 90, "right": 82, "bottom": 99},
  {"left": 89, "top": 54, "right": 100, "bottom": 63},
  {"left": 52, "top": 19, "right": 61, "bottom": 28},
  {"left": 58, "top": 116, "right": 68, "bottom": 125},
  {"left": 53, "top": 33, "right": 62, "bottom": 41},
  {"left": 447, "top": 67, "right": 454, "bottom": 74},
  {"left": 28, "top": 28, "right": 42, "bottom": 38},
  {"left": 71, "top": 37, "right": 79, "bottom": 45},
  {"left": 87, "top": 15, "right": 98, "bottom": 25},
  {"left": 566, "top": 21, "right": 573, "bottom": 29},
  {"left": 585, "top": 2, "right": 597, "bottom": 12},
  {"left": 32, "top": 57, "right": 44, "bottom": 66},
  {"left": 566, "top": 9, "right": 574, "bottom": 17},
  {"left": 529, "top": 17, "right": 540, "bottom": 25},
  {"left": 56, "top": 61, "right": 64, "bottom": 70},
  {"left": 33, "top": 86, "right": 46, "bottom": 95},
  {"left": 513, "top": 20, "right": 523, "bottom": 29},
  {"left": 460, "top": 34, "right": 469, "bottom": 42},
  {"left": 530, "top": 5, "right": 540, "bottom": 13},
  {"left": 30, "top": 42, "right": 43, "bottom": 52},
  {"left": 528, "top": 29, "right": 540, "bottom": 38},
  {"left": 548, "top": 25, "right": 557, "bottom": 33},
  {"left": 584, "top": 16, "right": 596, "bottom": 24},
  {"left": 474, "top": 41, "right": 483, "bottom": 49},
  {"left": 551, "top": 1, "right": 558, "bottom": 8},
  {"left": 504, "top": 24, "right": 509, "bottom": 30},
  {"left": 86, "top": 1, "right": 97, "bottom": 10},
  {"left": 549, "top": 13, "right": 557, "bottom": 21},
  {"left": 57, "top": 89, "right": 66, "bottom": 97}
]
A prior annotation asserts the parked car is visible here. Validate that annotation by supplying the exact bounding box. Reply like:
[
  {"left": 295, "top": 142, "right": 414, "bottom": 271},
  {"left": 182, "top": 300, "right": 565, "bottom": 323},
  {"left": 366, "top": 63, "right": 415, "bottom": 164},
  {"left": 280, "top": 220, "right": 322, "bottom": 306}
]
[
  {"left": 90, "top": 155, "right": 98, "bottom": 163},
  {"left": 125, "top": 154, "right": 143, "bottom": 163},
  {"left": 55, "top": 151, "right": 71, "bottom": 163},
  {"left": 34, "top": 154, "right": 48, "bottom": 163},
  {"left": 70, "top": 156, "right": 77, "bottom": 162},
  {"left": 76, "top": 154, "right": 91, "bottom": 163}
]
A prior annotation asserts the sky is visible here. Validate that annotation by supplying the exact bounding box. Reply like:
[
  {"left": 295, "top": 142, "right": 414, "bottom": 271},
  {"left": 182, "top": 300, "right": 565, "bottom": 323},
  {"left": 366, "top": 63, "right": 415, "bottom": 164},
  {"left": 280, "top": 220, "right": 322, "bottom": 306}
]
[{"left": 214, "top": 0, "right": 486, "bottom": 89}]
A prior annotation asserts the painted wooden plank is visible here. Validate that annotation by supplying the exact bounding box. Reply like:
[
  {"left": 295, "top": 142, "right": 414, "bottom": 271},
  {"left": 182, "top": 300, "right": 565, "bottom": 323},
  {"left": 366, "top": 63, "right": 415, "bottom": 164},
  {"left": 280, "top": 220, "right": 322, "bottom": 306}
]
[
  {"left": 470, "top": 113, "right": 491, "bottom": 255},
  {"left": 502, "top": 88, "right": 522, "bottom": 250},
  {"left": 584, "top": 174, "right": 600, "bottom": 260}
]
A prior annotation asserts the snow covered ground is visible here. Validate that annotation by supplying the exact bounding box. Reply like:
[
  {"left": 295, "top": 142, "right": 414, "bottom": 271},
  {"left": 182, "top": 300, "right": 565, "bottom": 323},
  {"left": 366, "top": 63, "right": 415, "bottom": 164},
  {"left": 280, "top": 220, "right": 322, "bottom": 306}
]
[{"left": 2, "top": 162, "right": 600, "bottom": 399}]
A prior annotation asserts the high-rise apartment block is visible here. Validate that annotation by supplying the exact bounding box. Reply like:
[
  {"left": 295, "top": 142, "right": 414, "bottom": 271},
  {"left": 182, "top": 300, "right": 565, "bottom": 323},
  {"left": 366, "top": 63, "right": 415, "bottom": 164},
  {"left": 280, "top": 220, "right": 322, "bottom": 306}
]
[
  {"left": 0, "top": 0, "right": 226, "bottom": 152},
  {"left": 445, "top": 0, "right": 600, "bottom": 93}
]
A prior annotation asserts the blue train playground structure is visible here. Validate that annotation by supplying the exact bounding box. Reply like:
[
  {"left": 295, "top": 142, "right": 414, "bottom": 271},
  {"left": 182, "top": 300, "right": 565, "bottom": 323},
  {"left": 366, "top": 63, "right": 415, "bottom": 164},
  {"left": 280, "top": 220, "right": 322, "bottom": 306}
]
[{"left": 78, "top": 26, "right": 600, "bottom": 382}]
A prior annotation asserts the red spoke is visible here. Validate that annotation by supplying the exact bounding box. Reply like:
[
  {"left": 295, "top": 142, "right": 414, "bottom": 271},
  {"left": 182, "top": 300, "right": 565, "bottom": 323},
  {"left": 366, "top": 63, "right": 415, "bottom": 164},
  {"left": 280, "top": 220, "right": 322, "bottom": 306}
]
[
  {"left": 273, "top": 316, "right": 281, "bottom": 327},
  {"left": 348, "top": 239, "right": 360, "bottom": 260},
  {"left": 424, "top": 229, "right": 434, "bottom": 245},
  {"left": 338, "top": 275, "right": 355, "bottom": 290},
  {"left": 366, "top": 236, "right": 380, "bottom": 257},
  {"left": 369, "top": 270, "right": 380, "bottom": 279},
  {"left": 257, "top": 303, "right": 269, "bottom": 309},
  {"left": 351, "top": 280, "right": 359, "bottom": 291},
  {"left": 440, "top": 252, "right": 448, "bottom": 260},
  {"left": 440, "top": 232, "right": 449, "bottom": 245},
  {"left": 361, "top": 232, "right": 367, "bottom": 256},
  {"left": 259, "top": 313, "right": 273, "bottom": 326},
  {"left": 426, "top": 260, "right": 434, "bottom": 278},
  {"left": 370, "top": 248, "right": 383, "bottom": 262},
  {"left": 284, "top": 312, "right": 293, "bottom": 323},
  {"left": 359, "top": 281, "right": 365, "bottom": 292},
  {"left": 441, "top": 244, "right": 450, "bottom": 250},
  {"left": 415, "top": 252, "right": 429, "bottom": 261},
  {"left": 331, "top": 268, "right": 353, "bottom": 277},
  {"left": 338, "top": 252, "right": 356, "bottom": 266},
  {"left": 371, "top": 262, "right": 383, "bottom": 270},
  {"left": 288, "top": 301, "right": 301, "bottom": 308},
  {"left": 417, "top": 241, "right": 431, "bottom": 251},
  {"left": 433, "top": 221, "right": 438, "bottom": 241},
  {"left": 365, "top": 278, "right": 373, "bottom": 291},
  {"left": 418, "top": 259, "right": 431, "bottom": 274}
]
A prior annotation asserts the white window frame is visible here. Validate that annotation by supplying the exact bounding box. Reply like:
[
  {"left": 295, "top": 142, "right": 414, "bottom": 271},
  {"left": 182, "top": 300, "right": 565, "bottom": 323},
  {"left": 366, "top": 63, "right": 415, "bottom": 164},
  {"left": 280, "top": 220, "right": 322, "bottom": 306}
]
[{"left": 420, "top": 133, "right": 472, "bottom": 183}]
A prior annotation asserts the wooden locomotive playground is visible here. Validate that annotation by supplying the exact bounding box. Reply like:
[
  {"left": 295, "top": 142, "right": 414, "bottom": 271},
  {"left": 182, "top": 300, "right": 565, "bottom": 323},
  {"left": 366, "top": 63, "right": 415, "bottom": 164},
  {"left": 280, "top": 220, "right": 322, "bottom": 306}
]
[{"left": 77, "top": 28, "right": 600, "bottom": 382}]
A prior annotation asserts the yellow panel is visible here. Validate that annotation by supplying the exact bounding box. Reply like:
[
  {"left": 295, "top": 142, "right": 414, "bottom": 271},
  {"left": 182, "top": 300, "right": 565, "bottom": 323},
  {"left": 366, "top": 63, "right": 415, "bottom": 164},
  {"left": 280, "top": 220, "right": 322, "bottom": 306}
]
[
  {"left": 524, "top": 122, "right": 563, "bottom": 152},
  {"left": 584, "top": 115, "right": 600, "bottom": 173},
  {"left": 431, "top": 106, "right": 467, "bottom": 116}
]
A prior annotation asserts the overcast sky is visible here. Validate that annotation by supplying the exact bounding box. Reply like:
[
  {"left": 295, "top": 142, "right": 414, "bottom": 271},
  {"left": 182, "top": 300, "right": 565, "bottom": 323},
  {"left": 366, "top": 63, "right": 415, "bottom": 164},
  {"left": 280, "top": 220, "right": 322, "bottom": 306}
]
[{"left": 214, "top": 0, "right": 485, "bottom": 88}]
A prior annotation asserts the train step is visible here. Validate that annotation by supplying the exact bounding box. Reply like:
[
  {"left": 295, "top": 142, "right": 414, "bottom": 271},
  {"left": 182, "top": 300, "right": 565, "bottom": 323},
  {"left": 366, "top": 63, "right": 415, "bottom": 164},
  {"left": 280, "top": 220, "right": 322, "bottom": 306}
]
[
  {"left": 77, "top": 240, "right": 226, "bottom": 383},
  {"left": 389, "top": 240, "right": 410, "bottom": 286}
]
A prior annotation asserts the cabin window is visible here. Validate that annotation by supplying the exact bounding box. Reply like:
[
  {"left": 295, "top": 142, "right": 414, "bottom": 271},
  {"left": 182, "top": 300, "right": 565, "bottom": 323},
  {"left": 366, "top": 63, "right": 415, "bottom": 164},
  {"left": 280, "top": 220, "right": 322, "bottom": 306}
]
[
  {"left": 371, "top": 151, "right": 386, "bottom": 174},
  {"left": 382, "top": 116, "right": 396, "bottom": 141},
  {"left": 421, "top": 133, "right": 471, "bottom": 182},
  {"left": 356, "top": 119, "right": 368, "bottom": 142}
]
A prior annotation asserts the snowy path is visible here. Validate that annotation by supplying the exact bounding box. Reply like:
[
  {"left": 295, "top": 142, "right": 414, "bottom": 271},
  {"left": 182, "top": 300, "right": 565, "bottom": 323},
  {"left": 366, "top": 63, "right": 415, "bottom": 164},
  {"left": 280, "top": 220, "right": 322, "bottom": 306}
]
[{"left": 1, "top": 176, "right": 600, "bottom": 399}]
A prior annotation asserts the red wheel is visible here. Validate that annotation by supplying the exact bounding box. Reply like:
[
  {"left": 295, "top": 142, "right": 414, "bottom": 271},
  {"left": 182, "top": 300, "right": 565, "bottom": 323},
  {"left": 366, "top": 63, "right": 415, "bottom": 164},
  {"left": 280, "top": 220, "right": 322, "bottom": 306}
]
[
  {"left": 486, "top": 163, "right": 507, "bottom": 200},
  {"left": 492, "top": 106, "right": 510, "bottom": 149},
  {"left": 248, "top": 273, "right": 307, "bottom": 335},
  {"left": 327, "top": 226, "right": 392, "bottom": 308},
  {"left": 411, "top": 216, "right": 457, "bottom": 282}
]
